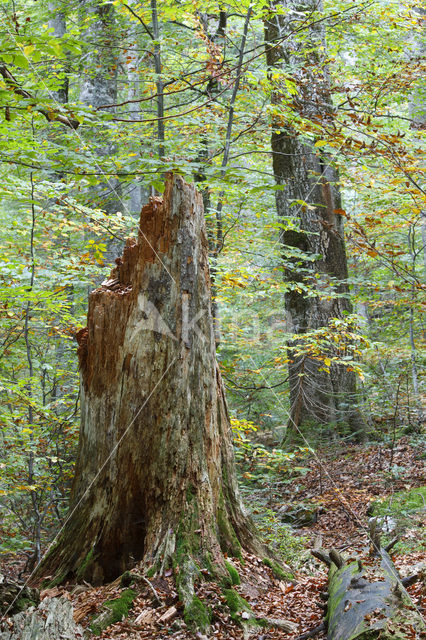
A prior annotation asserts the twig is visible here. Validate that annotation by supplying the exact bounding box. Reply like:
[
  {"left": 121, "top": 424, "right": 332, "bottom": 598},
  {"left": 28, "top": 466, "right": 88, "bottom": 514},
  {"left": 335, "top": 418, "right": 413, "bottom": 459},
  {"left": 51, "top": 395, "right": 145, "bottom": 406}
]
[
  {"left": 401, "top": 573, "right": 420, "bottom": 588},
  {"left": 0, "top": 64, "right": 79, "bottom": 129},
  {"left": 384, "top": 537, "right": 400, "bottom": 553},
  {"left": 295, "top": 622, "right": 326, "bottom": 640},
  {"left": 311, "top": 549, "right": 331, "bottom": 567},
  {"left": 133, "top": 573, "right": 163, "bottom": 605},
  {"left": 122, "top": 3, "right": 154, "bottom": 39},
  {"left": 329, "top": 548, "right": 344, "bottom": 569}
]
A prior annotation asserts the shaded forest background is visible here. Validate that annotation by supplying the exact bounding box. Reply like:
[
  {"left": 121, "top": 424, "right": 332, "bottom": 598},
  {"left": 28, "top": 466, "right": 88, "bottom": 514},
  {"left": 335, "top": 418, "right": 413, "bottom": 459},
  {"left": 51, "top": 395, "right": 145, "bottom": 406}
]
[{"left": 0, "top": 0, "right": 424, "bottom": 570}]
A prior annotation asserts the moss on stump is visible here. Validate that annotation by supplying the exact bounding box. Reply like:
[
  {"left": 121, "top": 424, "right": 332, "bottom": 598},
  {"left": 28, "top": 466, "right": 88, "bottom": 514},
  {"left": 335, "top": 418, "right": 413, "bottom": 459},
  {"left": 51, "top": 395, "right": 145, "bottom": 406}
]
[{"left": 90, "top": 588, "right": 136, "bottom": 635}]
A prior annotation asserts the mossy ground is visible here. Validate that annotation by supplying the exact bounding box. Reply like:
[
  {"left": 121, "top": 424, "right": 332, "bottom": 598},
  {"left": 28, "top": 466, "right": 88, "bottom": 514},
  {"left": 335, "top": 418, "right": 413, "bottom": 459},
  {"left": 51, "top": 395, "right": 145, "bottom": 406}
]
[
  {"left": 223, "top": 588, "right": 266, "bottom": 629},
  {"left": 90, "top": 588, "right": 136, "bottom": 635},
  {"left": 262, "top": 558, "right": 294, "bottom": 581},
  {"left": 183, "top": 595, "right": 211, "bottom": 631},
  {"left": 14, "top": 596, "right": 38, "bottom": 613},
  {"left": 372, "top": 485, "right": 426, "bottom": 516},
  {"left": 225, "top": 560, "right": 240, "bottom": 585},
  {"left": 223, "top": 588, "right": 251, "bottom": 615},
  {"left": 371, "top": 485, "right": 426, "bottom": 552}
]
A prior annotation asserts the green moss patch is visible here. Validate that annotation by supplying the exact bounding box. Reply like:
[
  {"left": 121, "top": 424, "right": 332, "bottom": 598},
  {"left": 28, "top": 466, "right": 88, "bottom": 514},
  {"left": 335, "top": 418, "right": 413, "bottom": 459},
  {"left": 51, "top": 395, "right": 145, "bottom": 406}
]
[
  {"left": 217, "top": 493, "right": 242, "bottom": 559},
  {"left": 183, "top": 595, "right": 211, "bottom": 631},
  {"left": 225, "top": 560, "right": 240, "bottom": 585},
  {"left": 14, "top": 596, "right": 38, "bottom": 613},
  {"left": 90, "top": 588, "right": 136, "bottom": 635},
  {"left": 370, "top": 485, "right": 426, "bottom": 552},
  {"left": 223, "top": 588, "right": 265, "bottom": 628},
  {"left": 372, "top": 486, "right": 426, "bottom": 516},
  {"left": 262, "top": 558, "right": 293, "bottom": 581},
  {"left": 223, "top": 587, "right": 251, "bottom": 614},
  {"left": 76, "top": 548, "right": 94, "bottom": 581},
  {"left": 43, "top": 569, "right": 68, "bottom": 589}
]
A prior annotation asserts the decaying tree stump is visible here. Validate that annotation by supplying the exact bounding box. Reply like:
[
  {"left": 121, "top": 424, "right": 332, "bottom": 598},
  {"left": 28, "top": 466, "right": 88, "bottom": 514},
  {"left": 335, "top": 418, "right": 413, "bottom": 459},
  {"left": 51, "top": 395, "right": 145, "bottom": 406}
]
[
  {"left": 0, "top": 597, "right": 84, "bottom": 640},
  {"left": 312, "top": 541, "right": 425, "bottom": 640},
  {"left": 34, "top": 173, "right": 265, "bottom": 628},
  {"left": 0, "top": 576, "right": 39, "bottom": 616}
]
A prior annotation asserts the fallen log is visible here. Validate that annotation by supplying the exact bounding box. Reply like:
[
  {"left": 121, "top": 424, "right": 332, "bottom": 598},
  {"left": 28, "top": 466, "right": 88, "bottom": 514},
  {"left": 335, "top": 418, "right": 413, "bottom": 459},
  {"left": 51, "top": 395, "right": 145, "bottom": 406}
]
[{"left": 312, "top": 544, "right": 425, "bottom": 640}]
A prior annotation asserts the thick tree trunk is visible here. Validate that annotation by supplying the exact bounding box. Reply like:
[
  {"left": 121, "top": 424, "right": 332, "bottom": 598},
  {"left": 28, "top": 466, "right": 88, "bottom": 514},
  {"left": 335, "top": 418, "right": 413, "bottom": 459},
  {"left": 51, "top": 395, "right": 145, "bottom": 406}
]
[
  {"left": 36, "top": 175, "right": 262, "bottom": 607},
  {"left": 265, "top": 1, "right": 364, "bottom": 437},
  {"left": 312, "top": 546, "right": 425, "bottom": 639}
]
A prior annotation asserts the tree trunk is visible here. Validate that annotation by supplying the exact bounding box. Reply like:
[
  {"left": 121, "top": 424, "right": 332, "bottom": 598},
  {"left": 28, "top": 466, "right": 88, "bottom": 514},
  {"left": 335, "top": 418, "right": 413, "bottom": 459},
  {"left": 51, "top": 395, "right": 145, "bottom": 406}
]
[
  {"left": 265, "top": 0, "right": 364, "bottom": 437},
  {"left": 79, "top": 0, "right": 122, "bottom": 259},
  {"left": 35, "top": 174, "right": 263, "bottom": 610},
  {"left": 125, "top": 22, "right": 148, "bottom": 215},
  {"left": 48, "top": 3, "right": 68, "bottom": 104}
]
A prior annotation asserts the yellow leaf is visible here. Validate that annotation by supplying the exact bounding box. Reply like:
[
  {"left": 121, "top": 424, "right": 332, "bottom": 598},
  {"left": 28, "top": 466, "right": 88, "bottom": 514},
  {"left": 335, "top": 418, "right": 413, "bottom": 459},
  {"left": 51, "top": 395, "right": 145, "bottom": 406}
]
[
  {"left": 315, "top": 140, "right": 327, "bottom": 147},
  {"left": 324, "top": 357, "right": 331, "bottom": 367}
]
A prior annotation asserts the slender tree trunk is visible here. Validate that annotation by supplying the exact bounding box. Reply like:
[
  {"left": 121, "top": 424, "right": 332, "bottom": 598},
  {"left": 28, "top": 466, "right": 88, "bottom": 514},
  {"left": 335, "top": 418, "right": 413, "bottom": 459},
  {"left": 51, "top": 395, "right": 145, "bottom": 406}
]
[
  {"left": 36, "top": 175, "right": 263, "bottom": 613},
  {"left": 151, "top": 0, "right": 164, "bottom": 161},
  {"left": 48, "top": 4, "right": 68, "bottom": 104},
  {"left": 265, "top": 0, "right": 364, "bottom": 438},
  {"left": 125, "top": 24, "right": 148, "bottom": 214},
  {"left": 79, "top": 0, "right": 122, "bottom": 254},
  {"left": 408, "top": 7, "right": 425, "bottom": 131},
  {"left": 407, "top": 8, "right": 425, "bottom": 425},
  {"left": 194, "top": 10, "right": 228, "bottom": 346}
]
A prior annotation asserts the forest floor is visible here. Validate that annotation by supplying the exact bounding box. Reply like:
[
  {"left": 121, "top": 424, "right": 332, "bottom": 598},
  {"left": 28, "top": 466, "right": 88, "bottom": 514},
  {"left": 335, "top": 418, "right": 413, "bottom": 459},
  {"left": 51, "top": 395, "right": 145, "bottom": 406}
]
[{"left": 1, "top": 436, "right": 425, "bottom": 639}]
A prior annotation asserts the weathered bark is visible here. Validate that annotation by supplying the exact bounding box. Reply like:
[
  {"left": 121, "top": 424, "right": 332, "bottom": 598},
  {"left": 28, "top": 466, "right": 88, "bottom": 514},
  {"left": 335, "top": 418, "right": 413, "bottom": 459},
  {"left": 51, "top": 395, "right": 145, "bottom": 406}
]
[
  {"left": 0, "top": 576, "right": 39, "bottom": 616},
  {"left": 312, "top": 547, "right": 425, "bottom": 640},
  {"left": 265, "top": 1, "right": 364, "bottom": 437},
  {"left": 0, "top": 597, "right": 84, "bottom": 640},
  {"left": 35, "top": 175, "right": 263, "bottom": 611}
]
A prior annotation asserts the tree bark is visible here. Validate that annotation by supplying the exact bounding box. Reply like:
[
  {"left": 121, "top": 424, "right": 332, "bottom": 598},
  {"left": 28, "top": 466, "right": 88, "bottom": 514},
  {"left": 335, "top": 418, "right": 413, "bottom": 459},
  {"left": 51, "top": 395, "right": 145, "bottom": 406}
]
[
  {"left": 265, "top": 0, "right": 364, "bottom": 437},
  {"left": 35, "top": 175, "right": 263, "bottom": 610},
  {"left": 0, "top": 597, "right": 84, "bottom": 640}
]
